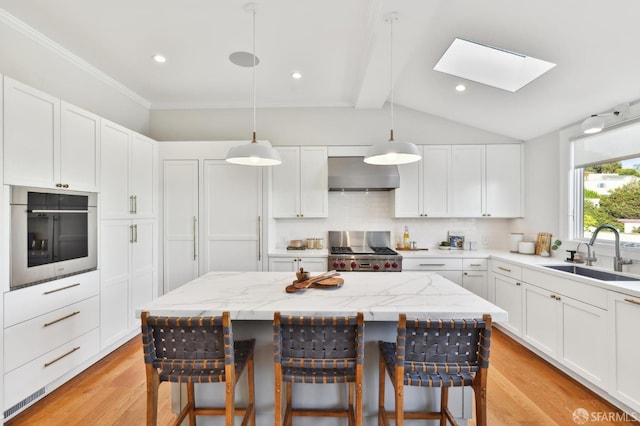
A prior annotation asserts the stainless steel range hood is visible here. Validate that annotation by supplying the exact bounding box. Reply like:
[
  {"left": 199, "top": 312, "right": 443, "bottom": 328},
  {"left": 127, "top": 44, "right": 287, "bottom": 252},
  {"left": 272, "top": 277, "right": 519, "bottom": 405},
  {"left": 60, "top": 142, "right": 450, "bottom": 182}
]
[{"left": 328, "top": 157, "right": 400, "bottom": 191}]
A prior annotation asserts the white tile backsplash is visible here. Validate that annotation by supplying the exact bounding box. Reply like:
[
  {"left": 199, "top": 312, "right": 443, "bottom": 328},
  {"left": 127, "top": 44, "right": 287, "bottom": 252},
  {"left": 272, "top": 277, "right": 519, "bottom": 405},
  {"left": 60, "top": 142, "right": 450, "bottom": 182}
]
[{"left": 273, "top": 192, "right": 513, "bottom": 250}]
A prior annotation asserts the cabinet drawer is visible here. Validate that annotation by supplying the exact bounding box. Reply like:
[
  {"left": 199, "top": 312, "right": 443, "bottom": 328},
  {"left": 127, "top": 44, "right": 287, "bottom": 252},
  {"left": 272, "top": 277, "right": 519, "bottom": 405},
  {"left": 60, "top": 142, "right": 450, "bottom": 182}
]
[
  {"left": 4, "top": 296, "right": 99, "bottom": 373},
  {"left": 4, "top": 271, "right": 99, "bottom": 328},
  {"left": 463, "top": 258, "right": 488, "bottom": 271},
  {"left": 4, "top": 328, "right": 99, "bottom": 409},
  {"left": 403, "top": 258, "right": 462, "bottom": 271},
  {"left": 491, "top": 260, "right": 522, "bottom": 280},
  {"left": 522, "top": 268, "right": 607, "bottom": 310}
]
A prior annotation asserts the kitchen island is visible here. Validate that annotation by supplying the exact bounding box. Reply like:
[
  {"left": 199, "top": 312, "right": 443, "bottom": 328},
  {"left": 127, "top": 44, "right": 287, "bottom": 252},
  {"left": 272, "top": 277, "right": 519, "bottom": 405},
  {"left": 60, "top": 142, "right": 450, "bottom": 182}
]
[{"left": 139, "top": 271, "right": 507, "bottom": 426}]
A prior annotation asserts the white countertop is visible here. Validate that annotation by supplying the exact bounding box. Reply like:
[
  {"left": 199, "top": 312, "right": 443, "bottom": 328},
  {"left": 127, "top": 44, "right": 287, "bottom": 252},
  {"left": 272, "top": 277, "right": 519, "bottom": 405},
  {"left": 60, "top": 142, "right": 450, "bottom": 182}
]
[
  {"left": 138, "top": 271, "right": 507, "bottom": 322},
  {"left": 269, "top": 248, "right": 329, "bottom": 257}
]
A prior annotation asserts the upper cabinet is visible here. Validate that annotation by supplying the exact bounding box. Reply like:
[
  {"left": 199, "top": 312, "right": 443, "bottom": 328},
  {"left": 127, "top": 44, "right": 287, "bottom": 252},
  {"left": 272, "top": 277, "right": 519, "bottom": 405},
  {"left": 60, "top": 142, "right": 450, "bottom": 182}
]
[
  {"left": 101, "top": 119, "right": 156, "bottom": 219},
  {"left": 394, "top": 145, "right": 451, "bottom": 217},
  {"left": 451, "top": 144, "right": 522, "bottom": 218},
  {"left": 271, "top": 146, "right": 328, "bottom": 218},
  {"left": 3, "top": 77, "right": 99, "bottom": 191}
]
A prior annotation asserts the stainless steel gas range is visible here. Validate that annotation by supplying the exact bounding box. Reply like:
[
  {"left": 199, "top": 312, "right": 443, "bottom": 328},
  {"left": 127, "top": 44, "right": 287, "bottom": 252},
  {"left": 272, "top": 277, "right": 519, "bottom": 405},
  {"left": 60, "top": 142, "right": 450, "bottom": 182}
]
[{"left": 328, "top": 231, "right": 402, "bottom": 272}]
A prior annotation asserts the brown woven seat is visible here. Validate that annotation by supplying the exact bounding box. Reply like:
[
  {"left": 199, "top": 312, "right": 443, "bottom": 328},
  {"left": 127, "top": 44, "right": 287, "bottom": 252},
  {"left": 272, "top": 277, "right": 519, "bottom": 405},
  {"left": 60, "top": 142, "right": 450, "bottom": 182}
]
[
  {"left": 141, "top": 311, "right": 256, "bottom": 426},
  {"left": 378, "top": 314, "right": 492, "bottom": 426},
  {"left": 273, "top": 312, "right": 365, "bottom": 426}
]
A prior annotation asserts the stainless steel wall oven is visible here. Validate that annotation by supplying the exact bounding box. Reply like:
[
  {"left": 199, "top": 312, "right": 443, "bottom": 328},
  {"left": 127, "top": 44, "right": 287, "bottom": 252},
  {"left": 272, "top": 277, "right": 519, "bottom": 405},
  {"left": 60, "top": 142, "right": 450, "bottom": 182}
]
[{"left": 10, "top": 186, "right": 97, "bottom": 289}]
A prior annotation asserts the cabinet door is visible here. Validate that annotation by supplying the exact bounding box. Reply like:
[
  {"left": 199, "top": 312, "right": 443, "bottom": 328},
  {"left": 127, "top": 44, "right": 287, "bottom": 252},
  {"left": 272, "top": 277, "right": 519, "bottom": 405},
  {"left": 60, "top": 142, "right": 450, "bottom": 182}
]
[
  {"left": 271, "top": 147, "right": 300, "bottom": 218},
  {"left": 203, "top": 160, "right": 262, "bottom": 272},
  {"left": 101, "top": 120, "right": 130, "bottom": 219},
  {"left": 560, "top": 295, "right": 607, "bottom": 388},
  {"left": 300, "top": 257, "right": 328, "bottom": 273},
  {"left": 130, "top": 132, "right": 156, "bottom": 218},
  {"left": 393, "top": 156, "right": 422, "bottom": 217},
  {"left": 462, "top": 271, "right": 487, "bottom": 299},
  {"left": 3, "top": 77, "right": 59, "bottom": 188},
  {"left": 269, "top": 257, "right": 298, "bottom": 272},
  {"left": 522, "top": 283, "right": 559, "bottom": 358},
  {"left": 130, "top": 220, "right": 155, "bottom": 328},
  {"left": 451, "top": 145, "right": 484, "bottom": 217},
  {"left": 59, "top": 101, "right": 99, "bottom": 192},
  {"left": 163, "top": 160, "right": 199, "bottom": 293},
  {"left": 299, "top": 146, "right": 328, "bottom": 218},
  {"left": 99, "top": 220, "right": 131, "bottom": 348},
  {"left": 423, "top": 145, "right": 451, "bottom": 217},
  {"left": 608, "top": 292, "right": 640, "bottom": 412},
  {"left": 491, "top": 273, "right": 522, "bottom": 336},
  {"left": 485, "top": 144, "right": 522, "bottom": 217}
]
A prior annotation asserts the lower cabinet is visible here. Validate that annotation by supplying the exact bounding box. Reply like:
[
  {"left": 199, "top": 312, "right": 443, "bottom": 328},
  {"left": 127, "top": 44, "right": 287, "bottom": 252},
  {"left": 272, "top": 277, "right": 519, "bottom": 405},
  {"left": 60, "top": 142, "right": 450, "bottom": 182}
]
[
  {"left": 269, "top": 256, "right": 327, "bottom": 273},
  {"left": 489, "top": 262, "right": 523, "bottom": 337},
  {"left": 100, "top": 219, "right": 156, "bottom": 349},
  {"left": 402, "top": 258, "right": 463, "bottom": 285},
  {"left": 608, "top": 291, "right": 640, "bottom": 412},
  {"left": 462, "top": 259, "right": 488, "bottom": 298},
  {"left": 3, "top": 271, "right": 100, "bottom": 414}
]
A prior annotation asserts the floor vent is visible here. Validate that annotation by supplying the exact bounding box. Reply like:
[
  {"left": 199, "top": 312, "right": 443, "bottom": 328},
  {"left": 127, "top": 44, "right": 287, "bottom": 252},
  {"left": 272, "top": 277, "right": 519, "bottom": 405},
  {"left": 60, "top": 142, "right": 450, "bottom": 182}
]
[{"left": 4, "top": 387, "right": 45, "bottom": 419}]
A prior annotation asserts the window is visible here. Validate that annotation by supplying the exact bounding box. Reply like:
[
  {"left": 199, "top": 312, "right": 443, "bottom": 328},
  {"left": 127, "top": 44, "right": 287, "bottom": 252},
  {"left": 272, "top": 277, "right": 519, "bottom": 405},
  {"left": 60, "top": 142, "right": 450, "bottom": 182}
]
[
  {"left": 575, "top": 157, "right": 640, "bottom": 245},
  {"left": 572, "top": 121, "right": 640, "bottom": 246}
]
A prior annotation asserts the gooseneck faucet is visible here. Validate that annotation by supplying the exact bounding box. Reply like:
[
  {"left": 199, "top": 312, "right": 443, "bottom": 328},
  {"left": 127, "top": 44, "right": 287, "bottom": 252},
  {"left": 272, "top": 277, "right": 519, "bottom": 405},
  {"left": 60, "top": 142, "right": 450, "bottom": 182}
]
[
  {"left": 588, "top": 224, "right": 630, "bottom": 272},
  {"left": 575, "top": 241, "right": 596, "bottom": 266}
]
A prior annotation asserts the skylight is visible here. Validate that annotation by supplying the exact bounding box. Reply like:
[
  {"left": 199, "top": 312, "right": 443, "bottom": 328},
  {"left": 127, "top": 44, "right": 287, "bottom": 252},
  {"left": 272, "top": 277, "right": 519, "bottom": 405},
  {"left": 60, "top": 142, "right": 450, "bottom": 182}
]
[{"left": 433, "top": 38, "right": 556, "bottom": 92}]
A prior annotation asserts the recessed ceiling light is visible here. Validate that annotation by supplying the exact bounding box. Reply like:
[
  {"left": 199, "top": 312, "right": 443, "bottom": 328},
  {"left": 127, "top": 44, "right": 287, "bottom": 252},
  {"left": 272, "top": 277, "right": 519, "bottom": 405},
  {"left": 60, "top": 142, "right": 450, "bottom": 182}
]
[
  {"left": 229, "top": 51, "right": 260, "bottom": 67},
  {"left": 152, "top": 54, "right": 166, "bottom": 64},
  {"left": 455, "top": 84, "right": 466, "bottom": 92},
  {"left": 291, "top": 71, "right": 302, "bottom": 80},
  {"left": 434, "top": 38, "right": 556, "bottom": 92}
]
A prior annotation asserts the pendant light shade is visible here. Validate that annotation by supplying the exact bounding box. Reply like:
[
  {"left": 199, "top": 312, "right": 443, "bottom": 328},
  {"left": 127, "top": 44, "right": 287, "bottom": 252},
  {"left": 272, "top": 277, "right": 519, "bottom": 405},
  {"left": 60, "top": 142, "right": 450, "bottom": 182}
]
[
  {"left": 226, "top": 4, "right": 281, "bottom": 167},
  {"left": 364, "top": 12, "right": 421, "bottom": 166}
]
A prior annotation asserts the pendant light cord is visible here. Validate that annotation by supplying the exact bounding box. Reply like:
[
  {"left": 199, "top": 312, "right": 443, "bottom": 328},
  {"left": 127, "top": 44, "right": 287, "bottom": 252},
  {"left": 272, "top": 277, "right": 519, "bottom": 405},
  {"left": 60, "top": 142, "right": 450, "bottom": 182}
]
[
  {"left": 389, "top": 14, "right": 395, "bottom": 142},
  {"left": 252, "top": 7, "right": 257, "bottom": 143}
]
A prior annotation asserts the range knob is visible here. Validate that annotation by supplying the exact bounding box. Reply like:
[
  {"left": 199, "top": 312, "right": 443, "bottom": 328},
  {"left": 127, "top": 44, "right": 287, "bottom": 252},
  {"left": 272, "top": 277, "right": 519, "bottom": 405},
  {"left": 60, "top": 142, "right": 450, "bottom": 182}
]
[
  {"left": 391, "top": 262, "right": 398, "bottom": 269},
  {"left": 384, "top": 261, "right": 391, "bottom": 269},
  {"left": 340, "top": 261, "right": 346, "bottom": 268},
  {"left": 332, "top": 261, "right": 339, "bottom": 268},
  {"left": 350, "top": 261, "right": 358, "bottom": 269},
  {"left": 373, "top": 264, "right": 380, "bottom": 271}
]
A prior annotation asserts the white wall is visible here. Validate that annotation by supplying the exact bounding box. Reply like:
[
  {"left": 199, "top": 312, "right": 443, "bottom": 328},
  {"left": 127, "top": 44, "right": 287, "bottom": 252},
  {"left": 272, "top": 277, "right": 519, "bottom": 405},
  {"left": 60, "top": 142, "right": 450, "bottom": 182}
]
[{"left": 0, "top": 12, "right": 150, "bottom": 135}]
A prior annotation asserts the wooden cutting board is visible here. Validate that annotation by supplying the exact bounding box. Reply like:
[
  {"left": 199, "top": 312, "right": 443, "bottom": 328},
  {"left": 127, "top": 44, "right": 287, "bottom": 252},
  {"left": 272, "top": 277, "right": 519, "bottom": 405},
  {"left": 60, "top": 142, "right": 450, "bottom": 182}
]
[
  {"left": 312, "top": 277, "right": 344, "bottom": 288},
  {"left": 285, "top": 271, "right": 341, "bottom": 293}
]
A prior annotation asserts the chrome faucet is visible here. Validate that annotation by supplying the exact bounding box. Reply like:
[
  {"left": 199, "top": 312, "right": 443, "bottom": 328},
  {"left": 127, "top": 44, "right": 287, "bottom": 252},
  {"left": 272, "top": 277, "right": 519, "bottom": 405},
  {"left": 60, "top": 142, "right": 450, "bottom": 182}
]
[
  {"left": 575, "top": 241, "right": 596, "bottom": 266},
  {"left": 588, "top": 224, "right": 631, "bottom": 272}
]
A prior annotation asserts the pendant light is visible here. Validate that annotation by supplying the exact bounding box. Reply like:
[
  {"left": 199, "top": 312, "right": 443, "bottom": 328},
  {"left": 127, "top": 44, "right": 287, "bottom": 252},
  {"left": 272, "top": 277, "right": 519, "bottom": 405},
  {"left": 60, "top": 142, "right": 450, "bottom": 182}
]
[
  {"left": 364, "top": 12, "right": 421, "bottom": 166},
  {"left": 226, "top": 4, "right": 281, "bottom": 166}
]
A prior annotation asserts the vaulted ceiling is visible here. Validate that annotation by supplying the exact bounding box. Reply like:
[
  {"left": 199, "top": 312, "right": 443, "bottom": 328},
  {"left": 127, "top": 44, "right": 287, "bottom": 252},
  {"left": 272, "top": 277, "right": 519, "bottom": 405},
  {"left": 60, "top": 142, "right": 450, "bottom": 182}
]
[{"left": 2, "top": 0, "right": 639, "bottom": 140}]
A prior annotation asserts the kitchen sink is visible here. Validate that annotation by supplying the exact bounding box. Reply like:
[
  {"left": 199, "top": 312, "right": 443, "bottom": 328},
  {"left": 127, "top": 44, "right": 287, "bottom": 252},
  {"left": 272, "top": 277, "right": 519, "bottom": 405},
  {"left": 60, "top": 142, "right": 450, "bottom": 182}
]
[{"left": 543, "top": 264, "right": 640, "bottom": 281}]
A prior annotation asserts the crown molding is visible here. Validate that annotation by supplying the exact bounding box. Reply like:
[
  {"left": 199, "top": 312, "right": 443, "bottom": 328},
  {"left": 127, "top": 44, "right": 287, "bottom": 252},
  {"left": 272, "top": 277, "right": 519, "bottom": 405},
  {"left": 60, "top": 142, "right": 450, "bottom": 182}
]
[{"left": 0, "top": 8, "right": 151, "bottom": 109}]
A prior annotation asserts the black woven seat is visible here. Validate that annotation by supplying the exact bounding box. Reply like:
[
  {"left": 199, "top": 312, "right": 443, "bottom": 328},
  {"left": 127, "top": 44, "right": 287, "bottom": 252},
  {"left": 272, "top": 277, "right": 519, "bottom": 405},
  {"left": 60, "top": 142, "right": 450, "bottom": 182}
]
[
  {"left": 273, "top": 312, "right": 365, "bottom": 426},
  {"left": 378, "top": 314, "right": 492, "bottom": 426},
  {"left": 141, "top": 312, "right": 256, "bottom": 426}
]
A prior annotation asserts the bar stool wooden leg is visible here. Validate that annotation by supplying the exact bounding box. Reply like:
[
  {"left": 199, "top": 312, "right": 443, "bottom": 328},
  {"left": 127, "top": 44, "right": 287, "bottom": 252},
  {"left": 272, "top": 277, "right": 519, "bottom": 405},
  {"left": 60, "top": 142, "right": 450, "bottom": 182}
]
[
  {"left": 440, "top": 387, "right": 448, "bottom": 426},
  {"left": 285, "top": 382, "right": 293, "bottom": 426},
  {"left": 473, "top": 373, "right": 488, "bottom": 426},
  {"left": 274, "top": 364, "right": 282, "bottom": 426},
  {"left": 187, "top": 382, "right": 196, "bottom": 426},
  {"left": 247, "top": 357, "right": 256, "bottom": 426},
  {"left": 145, "top": 364, "right": 160, "bottom": 426},
  {"left": 348, "top": 382, "right": 354, "bottom": 426},
  {"left": 394, "top": 378, "right": 404, "bottom": 426}
]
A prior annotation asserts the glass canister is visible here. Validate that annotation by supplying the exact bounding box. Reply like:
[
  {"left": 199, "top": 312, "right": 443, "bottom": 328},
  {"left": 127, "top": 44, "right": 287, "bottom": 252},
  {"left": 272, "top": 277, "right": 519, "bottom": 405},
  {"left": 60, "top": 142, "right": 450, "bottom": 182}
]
[
  {"left": 315, "top": 238, "right": 324, "bottom": 249},
  {"left": 306, "top": 238, "right": 315, "bottom": 249},
  {"left": 510, "top": 233, "right": 524, "bottom": 253}
]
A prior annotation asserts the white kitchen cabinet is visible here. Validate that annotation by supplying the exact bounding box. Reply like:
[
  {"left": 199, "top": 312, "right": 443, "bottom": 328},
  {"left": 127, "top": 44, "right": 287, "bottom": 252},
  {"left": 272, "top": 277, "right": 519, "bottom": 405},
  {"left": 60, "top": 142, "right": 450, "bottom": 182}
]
[
  {"left": 394, "top": 145, "right": 450, "bottom": 217},
  {"left": 490, "top": 261, "right": 523, "bottom": 337},
  {"left": 269, "top": 256, "right": 327, "bottom": 273},
  {"left": 203, "top": 160, "right": 263, "bottom": 272},
  {"left": 402, "top": 258, "right": 463, "bottom": 285},
  {"left": 101, "top": 119, "right": 156, "bottom": 219},
  {"left": 522, "top": 283, "right": 560, "bottom": 358},
  {"left": 271, "top": 146, "right": 328, "bottom": 218},
  {"left": 3, "top": 78, "right": 100, "bottom": 191},
  {"left": 163, "top": 160, "right": 199, "bottom": 293},
  {"left": 99, "top": 219, "right": 156, "bottom": 349},
  {"left": 462, "top": 259, "right": 488, "bottom": 299},
  {"left": 450, "top": 144, "right": 522, "bottom": 218},
  {"left": 608, "top": 291, "right": 640, "bottom": 412}
]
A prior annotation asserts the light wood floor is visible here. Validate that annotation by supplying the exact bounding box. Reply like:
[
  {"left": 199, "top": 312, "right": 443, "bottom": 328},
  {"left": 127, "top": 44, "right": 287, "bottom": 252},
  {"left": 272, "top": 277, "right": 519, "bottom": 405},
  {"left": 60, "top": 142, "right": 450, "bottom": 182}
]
[{"left": 6, "top": 329, "right": 630, "bottom": 425}]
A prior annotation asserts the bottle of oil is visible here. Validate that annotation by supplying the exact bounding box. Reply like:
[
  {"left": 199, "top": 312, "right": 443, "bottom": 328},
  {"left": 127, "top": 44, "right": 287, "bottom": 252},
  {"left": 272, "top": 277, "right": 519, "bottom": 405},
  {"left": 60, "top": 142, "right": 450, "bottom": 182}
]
[{"left": 403, "top": 226, "right": 410, "bottom": 249}]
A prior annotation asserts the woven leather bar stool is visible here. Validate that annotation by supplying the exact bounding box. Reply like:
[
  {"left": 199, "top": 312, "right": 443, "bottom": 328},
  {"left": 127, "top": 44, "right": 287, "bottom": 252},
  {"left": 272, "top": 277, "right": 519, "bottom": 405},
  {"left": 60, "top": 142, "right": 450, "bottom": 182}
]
[
  {"left": 141, "top": 311, "right": 256, "bottom": 426},
  {"left": 378, "top": 314, "right": 492, "bottom": 426},
  {"left": 273, "top": 312, "right": 365, "bottom": 426}
]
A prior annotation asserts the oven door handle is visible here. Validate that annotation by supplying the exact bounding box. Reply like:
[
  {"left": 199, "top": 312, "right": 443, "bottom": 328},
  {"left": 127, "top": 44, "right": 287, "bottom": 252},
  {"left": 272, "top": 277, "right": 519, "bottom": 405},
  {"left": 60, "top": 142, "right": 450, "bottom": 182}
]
[{"left": 29, "top": 209, "right": 90, "bottom": 213}]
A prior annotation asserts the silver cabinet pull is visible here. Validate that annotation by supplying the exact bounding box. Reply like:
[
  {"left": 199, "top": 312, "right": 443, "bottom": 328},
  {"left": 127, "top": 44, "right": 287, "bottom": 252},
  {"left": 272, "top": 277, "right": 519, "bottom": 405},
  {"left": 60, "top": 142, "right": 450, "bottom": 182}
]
[
  {"left": 43, "top": 283, "right": 80, "bottom": 295},
  {"left": 134, "top": 224, "right": 138, "bottom": 243},
  {"left": 420, "top": 263, "right": 446, "bottom": 267},
  {"left": 130, "top": 224, "right": 134, "bottom": 243},
  {"left": 498, "top": 266, "right": 512, "bottom": 272},
  {"left": 258, "top": 216, "right": 262, "bottom": 261},
  {"left": 44, "top": 311, "right": 80, "bottom": 327},
  {"left": 31, "top": 210, "right": 89, "bottom": 214},
  {"left": 464, "top": 272, "right": 484, "bottom": 277},
  {"left": 133, "top": 195, "right": 138, "bottom": 214},
  {"left": 193, "top": 216, "right": 198, "bottom": 260},
  {"left": 469, "top": 263, "right": 483, "bottom": 267},
  {"left": 625, "top": 298, "right": 640, "bottom": 306},
  {"left": 129, "top": 196, "right": 135, "bottom": 214},
  {"left": 44, "top": 346, "right": 80, "bottom": 368}
]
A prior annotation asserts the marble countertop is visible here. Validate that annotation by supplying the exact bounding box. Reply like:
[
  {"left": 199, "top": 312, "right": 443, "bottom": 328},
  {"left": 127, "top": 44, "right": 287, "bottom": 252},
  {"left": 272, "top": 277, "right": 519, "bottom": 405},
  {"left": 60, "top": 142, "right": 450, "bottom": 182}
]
[{"left": 138, "top": 271, "right": 507, "bottom": 322}]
